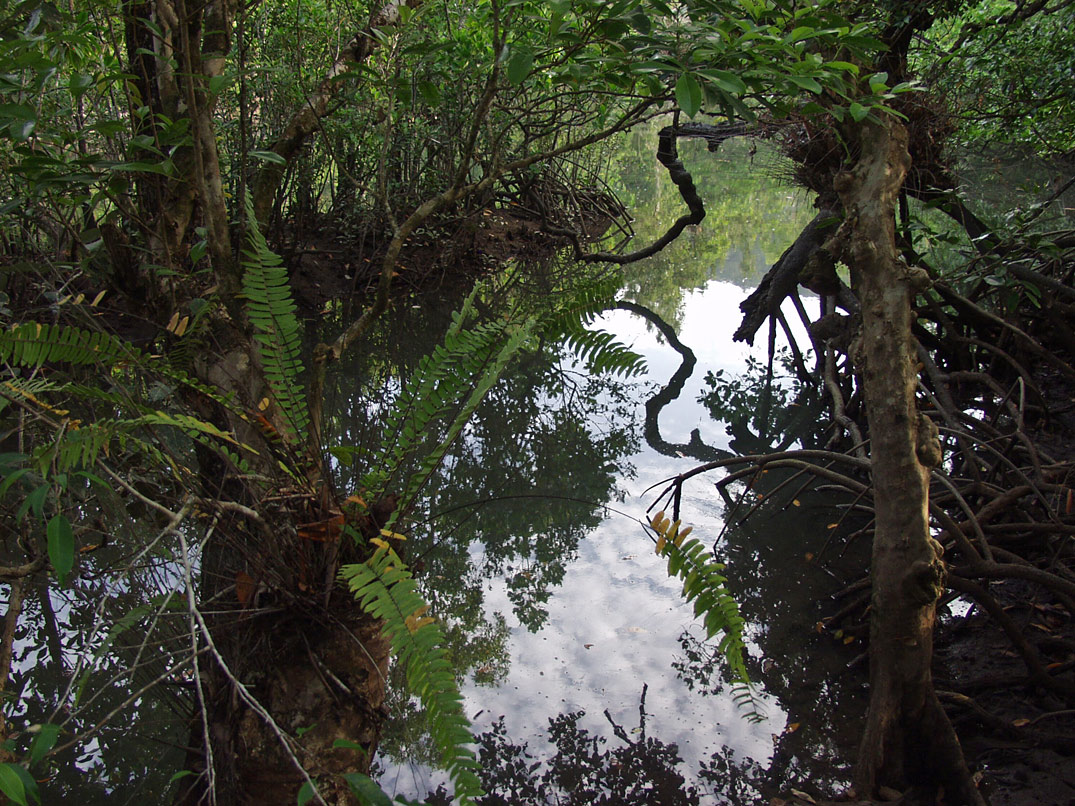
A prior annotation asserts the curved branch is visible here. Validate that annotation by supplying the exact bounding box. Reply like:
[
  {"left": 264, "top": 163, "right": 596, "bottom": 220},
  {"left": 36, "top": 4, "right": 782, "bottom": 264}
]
[
  {"left": 733, "top": 210, "right": 837, "bottom": 345},
  {"left": 547, "top": 124, "right": 706, "bottom": 264},
  {"left": 615, "top": 301, "right": 727, "bottom": 462}
]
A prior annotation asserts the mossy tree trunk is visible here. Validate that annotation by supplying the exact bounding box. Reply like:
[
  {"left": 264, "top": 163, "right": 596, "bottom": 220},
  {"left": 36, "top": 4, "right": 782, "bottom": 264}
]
[{"left": 831, "top": 119, "right": 986, "bottom": 806}]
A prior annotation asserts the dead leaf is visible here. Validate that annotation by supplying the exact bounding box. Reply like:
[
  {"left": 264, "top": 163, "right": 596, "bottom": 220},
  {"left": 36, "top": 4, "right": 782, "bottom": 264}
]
[
  {"left": 789, "top": 789, "right": 815, "bottom": 803},
  {"left": 298, "top": 513, "right": 345, "bottom": 543},
  {"left": 792, "top": 499, "right": 801, "bottom": 507},
  {"left": 1012, "top": 717, "right": 1031, "bottom": 727},
  {"left": 584, "top": 643, "right": 593, "bottom": 649},
  {"left": 786, "top": 722, "right": 801, "bottom": 734},
  {"left": 804, "top": 552, "right": 814, "bottom": 562},
  {"left": 236, "top": 571, "right": 255, "bottom": 607}
]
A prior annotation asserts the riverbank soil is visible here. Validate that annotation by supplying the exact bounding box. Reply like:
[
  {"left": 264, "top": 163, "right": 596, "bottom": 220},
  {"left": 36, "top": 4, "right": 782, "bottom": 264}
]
[{"left": 936, "top": 582, "right": 1075, "bottom": 806}]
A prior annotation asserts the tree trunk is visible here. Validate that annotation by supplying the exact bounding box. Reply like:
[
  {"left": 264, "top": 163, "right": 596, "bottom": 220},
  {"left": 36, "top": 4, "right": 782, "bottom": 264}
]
[{"left": 833, "top": 119, "right": 985, "bottom": 806}]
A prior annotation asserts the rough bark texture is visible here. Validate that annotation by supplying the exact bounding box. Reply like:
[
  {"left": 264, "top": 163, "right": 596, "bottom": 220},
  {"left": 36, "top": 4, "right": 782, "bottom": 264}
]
[{"left": 835, "top": 120, "right": 985, "bottom": 806}]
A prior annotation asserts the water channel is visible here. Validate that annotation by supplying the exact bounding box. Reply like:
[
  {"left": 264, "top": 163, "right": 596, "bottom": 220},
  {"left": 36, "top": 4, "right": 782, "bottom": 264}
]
[{"left": 327, "top": 131, "right": 871, "bottom": 804}]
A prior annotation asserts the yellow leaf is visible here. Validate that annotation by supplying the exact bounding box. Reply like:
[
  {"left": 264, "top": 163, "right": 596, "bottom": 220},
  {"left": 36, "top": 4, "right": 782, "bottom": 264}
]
[
  {"left": 405, "top": 606, "right": 434, "bottom": 633},
  {"left": 655, "top": 534, "right": 666, "bottom": 553},
  {"left": 370, "top": 537, "right": 389, "bottom": 550},
  {"left": 786, "top": 722, "right": 801, "bottom": 733},
  {"left": 380, "top": 528, "right": 406, "bottom": 541},
  {"left": 166, "top": 311, "right": 180, "bottom": 333},
  {"left": 405, "top": 616, "right": 435, "bottom": 633},
  {"left": 1012, "top": 718, "right": 1031, "bottom": 727},
  {"left": 826, "top": 523, "right": 838, "bottom": 529},
  {"left": 173, "top": 315, "right": 190, "bottom": 337},
  {"left": 73, "top": 292, "right": 85, "bottom": 305},
  {"left": 650, "top": 510, "right": 665, "bottom": 529},
  {"left": 843, "top": 636, "right": 855, "bottom": 645},
  {"left": 674, "top": 525, "right": 692, "bottom": 546},
  {"left": 792, "top": 499, "right": 801, "bottom": 507},
  {"left": 91, "top": 290, "right": 106, "bottom": 306},
  {"left": 258, "top": 397, "right": 271, "bottom": 411}
]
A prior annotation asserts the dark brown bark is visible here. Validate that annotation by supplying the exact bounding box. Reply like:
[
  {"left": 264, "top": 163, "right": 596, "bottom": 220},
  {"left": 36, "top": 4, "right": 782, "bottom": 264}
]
[{"left": 833, "top": 119, "right": 985, "bottom": 805}]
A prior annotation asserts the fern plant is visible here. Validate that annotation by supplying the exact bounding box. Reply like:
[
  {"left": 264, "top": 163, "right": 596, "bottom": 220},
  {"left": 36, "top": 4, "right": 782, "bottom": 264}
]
[
  {"left": 240, "top": 189, "right": 310, "bottom": 442},
  {"left": 531, "top": 270, "right": 647, "bottom": 378},
  {"left": 363, "top": 285, "right": 536, "bottom": 517},
  {"left": 340, "top": 531, "right": 484, "bottom": 804},
  {"left": 648, "top": 511, "right": 764, "bottom": 721}
]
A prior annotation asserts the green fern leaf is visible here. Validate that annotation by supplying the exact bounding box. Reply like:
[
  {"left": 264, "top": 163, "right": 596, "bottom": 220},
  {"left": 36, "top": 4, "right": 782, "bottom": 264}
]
[
  {"left": 341, "top": 537, "right": 484, "bottom": 804},
  {"left": 240, "top": 191, "right": 309, "bottom": 441}
]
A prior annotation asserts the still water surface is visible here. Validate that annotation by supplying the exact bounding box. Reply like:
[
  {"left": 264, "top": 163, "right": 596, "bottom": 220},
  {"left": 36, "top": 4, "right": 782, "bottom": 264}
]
[{"left": 344, "top": 134, "right": 867, "bottom": 803}]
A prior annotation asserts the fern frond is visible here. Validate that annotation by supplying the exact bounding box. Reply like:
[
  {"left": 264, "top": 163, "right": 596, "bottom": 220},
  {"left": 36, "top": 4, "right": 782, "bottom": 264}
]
[
  {"left": 0, "top": 322, "right": 134, "bottom": 367},
  {"left": 241, "top": 190, "right": 309, "bottom": 442},
  {"left": 341, "top": 536, "right": 483, "bottom": 805},
  {"left": 368, "top": 308, "right": 525, "bottom": 505},
  {"left": 561, "top": 326, "right": 646, "bottom": 377},
  {"left": 393, "top": 319, "right": 536, "bottom": 521},
  {"left": 539, "top": 273, "right": 646, "bottom": 378},
  {"left": 649, "top": 511, "right": 765, "bottom": 722}
]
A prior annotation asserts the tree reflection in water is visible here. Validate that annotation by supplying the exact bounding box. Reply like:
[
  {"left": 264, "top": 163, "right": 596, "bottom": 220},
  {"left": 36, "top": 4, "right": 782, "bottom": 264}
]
[{"left": 414, "top": 686, "right": 778, "bottom": 805}]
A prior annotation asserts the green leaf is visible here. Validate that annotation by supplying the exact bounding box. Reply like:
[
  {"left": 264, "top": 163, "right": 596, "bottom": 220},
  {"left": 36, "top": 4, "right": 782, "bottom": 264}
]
[
  {"left": 787, "top": 75, "right": 823, "bottom": 94},
  {"left": 47, "top": 514, "right": 74, "bottom": 584},
  {"left": 248, "top": 150, "right": 286, "bottom": 165},
  {"left": 417, "top": 81, "right": 440, "bottom": 105},
  {"left": 12, "top": 120, "right": 35, "bottom": 140},
  {"left": 0, "top": 764, "right": 27, "bottom": 806},
  {"left": 698, "top": 69, "right": 746, "bottom": 95},
  {"left": 0, "top": 468, "right": 29, "bottom": 500},
  {"left": 69, "top": 73, "right": 94, "bottom": 96},
  {"left": 297, "top": 780, "right": 317, "bottom": 805},
  {"left": 848, "top": 101, "right": 869, "bottom": 122},
  {"left": 867, "top": 71, "right": 888, "bottom": 94},
  {"left": 28, "top": 724, "right": 59, "bottom": 766},
  {"left": 189, "top": 240, "right": 208, "bottom": 264},
  {"left": 208, "top": 75, "right": 231, "bottom": 95},
  {"left": 331, "top": 738, "right": 368, "bottom": 755},
  {"left": 675, "top": 73, "right": 702, "bottom": 118},
  {"left": 341, "top": 773, "right": 394, "bottom": 806},
  {"left": 506, "top": 47, "right": 534, "bottom": 85},
  {"left": 16, "top": 484, "right": 48, "bottom": 523},
  {"left": 824, "top": 60, "right": 860, "bottom": 74}
]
